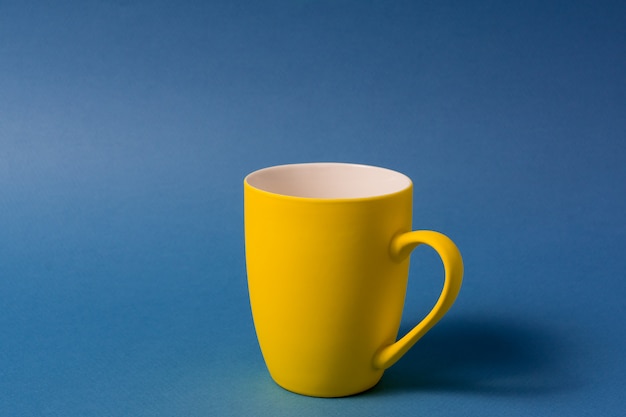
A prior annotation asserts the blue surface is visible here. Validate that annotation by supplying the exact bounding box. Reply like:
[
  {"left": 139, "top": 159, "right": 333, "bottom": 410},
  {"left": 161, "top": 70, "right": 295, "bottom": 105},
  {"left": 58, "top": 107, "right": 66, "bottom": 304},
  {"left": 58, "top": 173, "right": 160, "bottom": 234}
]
[{"left": 1, "top": 1, "right": 625, "bottom": 415}]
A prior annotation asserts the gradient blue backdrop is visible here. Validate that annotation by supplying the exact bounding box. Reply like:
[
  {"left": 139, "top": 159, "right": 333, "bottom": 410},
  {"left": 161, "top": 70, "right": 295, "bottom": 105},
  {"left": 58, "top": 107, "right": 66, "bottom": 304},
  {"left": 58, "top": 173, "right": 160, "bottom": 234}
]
[{"left": 1, "top": 1, "right": 625, "bottom": 416}]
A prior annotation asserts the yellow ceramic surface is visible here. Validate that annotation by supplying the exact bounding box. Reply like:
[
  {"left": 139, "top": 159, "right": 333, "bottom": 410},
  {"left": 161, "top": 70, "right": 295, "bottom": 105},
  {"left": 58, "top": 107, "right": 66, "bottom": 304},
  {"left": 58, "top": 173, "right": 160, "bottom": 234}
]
[{"left": 244, "top": 163, "right": 463, "bottom": 397}]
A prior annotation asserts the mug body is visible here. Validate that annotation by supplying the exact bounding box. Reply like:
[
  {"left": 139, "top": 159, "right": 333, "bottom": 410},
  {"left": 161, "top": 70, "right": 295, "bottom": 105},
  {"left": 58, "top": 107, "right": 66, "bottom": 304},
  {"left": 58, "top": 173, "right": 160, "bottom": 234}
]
[{"left": 244, "top": 163, "right": 413, "bottom": 397}]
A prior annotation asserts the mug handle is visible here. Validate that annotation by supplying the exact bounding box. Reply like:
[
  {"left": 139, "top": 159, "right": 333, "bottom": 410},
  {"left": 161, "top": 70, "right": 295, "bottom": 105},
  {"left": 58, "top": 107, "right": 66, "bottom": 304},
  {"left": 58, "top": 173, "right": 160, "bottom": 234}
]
[{"left": 372, "top": 230, "right": 464, "bottom": 370}]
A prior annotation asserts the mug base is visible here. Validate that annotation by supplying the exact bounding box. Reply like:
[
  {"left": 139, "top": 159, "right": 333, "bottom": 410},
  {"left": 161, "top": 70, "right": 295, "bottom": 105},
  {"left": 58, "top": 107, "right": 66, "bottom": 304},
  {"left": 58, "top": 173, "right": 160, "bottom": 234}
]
[{"left": 271, "top": 376, "right": 382, "bottom": 398}]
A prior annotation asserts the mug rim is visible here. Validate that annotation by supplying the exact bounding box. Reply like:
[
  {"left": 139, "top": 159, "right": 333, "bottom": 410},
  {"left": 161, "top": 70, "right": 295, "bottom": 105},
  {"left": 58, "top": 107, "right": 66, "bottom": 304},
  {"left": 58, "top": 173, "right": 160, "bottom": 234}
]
[{"left": 244, "top": 162, "right": 413, "bottom": 202}]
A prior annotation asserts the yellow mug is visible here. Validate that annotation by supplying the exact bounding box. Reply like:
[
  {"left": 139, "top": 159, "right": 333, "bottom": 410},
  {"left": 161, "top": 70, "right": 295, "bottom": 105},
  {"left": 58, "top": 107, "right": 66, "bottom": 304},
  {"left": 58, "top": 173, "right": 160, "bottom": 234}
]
[{"left": 244, "top": 163, "right": 463, "bottom": 397}]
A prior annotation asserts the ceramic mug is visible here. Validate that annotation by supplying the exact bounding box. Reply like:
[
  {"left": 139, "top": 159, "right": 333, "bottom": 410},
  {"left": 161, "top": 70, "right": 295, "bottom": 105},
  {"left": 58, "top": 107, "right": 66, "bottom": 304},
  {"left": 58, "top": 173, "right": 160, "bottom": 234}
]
[{"left": 244, "top": 162, "right": 463, "bottom": 397}]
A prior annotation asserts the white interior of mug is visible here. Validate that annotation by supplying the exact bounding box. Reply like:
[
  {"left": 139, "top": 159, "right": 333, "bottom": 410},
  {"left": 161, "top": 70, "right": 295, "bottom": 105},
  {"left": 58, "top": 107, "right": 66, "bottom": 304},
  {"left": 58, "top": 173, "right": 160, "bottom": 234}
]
[{"left": 245, "top": 163, "right": 412, "bottom": 199}]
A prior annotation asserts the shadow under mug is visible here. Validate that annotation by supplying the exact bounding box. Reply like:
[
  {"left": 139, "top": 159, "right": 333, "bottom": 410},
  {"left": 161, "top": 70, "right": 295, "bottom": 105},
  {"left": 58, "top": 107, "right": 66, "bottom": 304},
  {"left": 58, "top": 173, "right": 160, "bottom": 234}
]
[{"left": 244, "top": 162, "right": 463, "bottom": 397}]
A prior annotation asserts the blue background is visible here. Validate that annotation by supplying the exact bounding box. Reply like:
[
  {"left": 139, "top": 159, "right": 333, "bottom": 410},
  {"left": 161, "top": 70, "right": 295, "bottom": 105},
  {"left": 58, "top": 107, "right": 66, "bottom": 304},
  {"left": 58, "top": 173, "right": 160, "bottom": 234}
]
[{"left": 1, "top": 1, "right": 624, "bottom": 415}]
